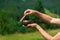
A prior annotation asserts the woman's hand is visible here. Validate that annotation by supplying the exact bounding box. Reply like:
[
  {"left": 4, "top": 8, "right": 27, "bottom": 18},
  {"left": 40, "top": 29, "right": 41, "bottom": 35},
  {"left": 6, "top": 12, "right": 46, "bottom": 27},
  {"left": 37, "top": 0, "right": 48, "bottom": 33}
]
[
  {"left": 20, "top": 9, "right": 37, "bottom": 22},
  {"left": 27, "top": 23, "right": 39, "bottom": 28},
  {"left": 24, "top": 9, "right": 37, "bottom": 16}
]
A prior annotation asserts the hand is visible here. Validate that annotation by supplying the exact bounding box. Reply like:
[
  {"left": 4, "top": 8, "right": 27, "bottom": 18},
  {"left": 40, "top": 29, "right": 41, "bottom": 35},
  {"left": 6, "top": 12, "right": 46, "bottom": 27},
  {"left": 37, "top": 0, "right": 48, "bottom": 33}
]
[
  {"left": 20, "top": 9, "right": 37, "bottom": 22},
  {"left": 27, "top": 23, "right": 39, "bottom": 28},
  {"left": 24, "top": 9, "right": 37, "bottom": 16}
]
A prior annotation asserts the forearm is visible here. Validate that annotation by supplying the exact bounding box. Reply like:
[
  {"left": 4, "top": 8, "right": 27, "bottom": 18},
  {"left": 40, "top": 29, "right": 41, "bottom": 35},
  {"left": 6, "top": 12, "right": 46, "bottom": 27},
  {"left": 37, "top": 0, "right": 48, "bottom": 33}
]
[
  {"left": 33, "top": 11, "right": 53, "bottom": 23},
  {"left": 35, "top": 25, "right": 52, "bottom": 40},
  {"left": 33, "top": 11, "right": 60, "bottom": 25}
]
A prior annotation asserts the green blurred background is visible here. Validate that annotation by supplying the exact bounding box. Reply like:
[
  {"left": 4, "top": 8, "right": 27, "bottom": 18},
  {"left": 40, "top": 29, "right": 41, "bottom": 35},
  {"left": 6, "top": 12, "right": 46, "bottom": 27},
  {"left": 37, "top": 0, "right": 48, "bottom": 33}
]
[{"left": 0, "top": 0, "right": 60, "bottom": 40}]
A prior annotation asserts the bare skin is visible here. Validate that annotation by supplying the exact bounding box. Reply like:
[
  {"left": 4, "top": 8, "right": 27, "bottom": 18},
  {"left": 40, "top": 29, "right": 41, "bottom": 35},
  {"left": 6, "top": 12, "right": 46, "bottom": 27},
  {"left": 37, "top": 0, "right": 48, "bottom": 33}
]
[
  {"left": 27, "top": 23, "right": 52, "bottom": 40},
  {"left": 22, "top": 9, "right": 60, "bottom": 40},
  {"left": 27, "top": 23, "right": 60, "bottom": 40},
  {"left": 24, "top": 9, "right": 60, "bottom": 25}
]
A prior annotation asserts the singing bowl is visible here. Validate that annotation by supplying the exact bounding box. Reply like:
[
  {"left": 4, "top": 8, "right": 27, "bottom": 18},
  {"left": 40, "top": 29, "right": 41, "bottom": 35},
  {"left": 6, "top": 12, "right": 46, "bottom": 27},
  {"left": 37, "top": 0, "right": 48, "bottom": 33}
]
[{"left": 22, "top": 20, "right": 32, "bottom": 26}]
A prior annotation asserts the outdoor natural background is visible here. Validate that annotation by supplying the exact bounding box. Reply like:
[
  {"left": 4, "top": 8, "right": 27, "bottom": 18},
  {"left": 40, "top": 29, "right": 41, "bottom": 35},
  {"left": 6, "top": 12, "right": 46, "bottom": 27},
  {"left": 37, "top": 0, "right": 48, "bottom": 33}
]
[{"left": 0, "top": 0, "right": 60, "bottom": 40}]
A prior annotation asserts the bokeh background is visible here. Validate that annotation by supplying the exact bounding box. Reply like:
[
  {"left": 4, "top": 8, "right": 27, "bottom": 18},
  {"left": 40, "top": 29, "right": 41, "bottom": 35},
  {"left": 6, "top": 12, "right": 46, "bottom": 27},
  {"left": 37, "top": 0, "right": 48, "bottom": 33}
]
[{"left": 0, "top": 0, "right": 60, "bottom": 40}]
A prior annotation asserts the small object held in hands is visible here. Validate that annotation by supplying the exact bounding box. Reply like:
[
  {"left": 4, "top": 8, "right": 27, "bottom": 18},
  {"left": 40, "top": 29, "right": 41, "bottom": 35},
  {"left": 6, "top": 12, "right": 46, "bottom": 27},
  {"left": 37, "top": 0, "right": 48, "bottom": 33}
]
[
  {"left": 20, "top": 12, "right": 30, "bottom": 22},
  {"left": 22, "top": 20, "right": 32, "bottom": 27},
  {"left": 20, "top": 15, "right": 26, "bottom": 22}
]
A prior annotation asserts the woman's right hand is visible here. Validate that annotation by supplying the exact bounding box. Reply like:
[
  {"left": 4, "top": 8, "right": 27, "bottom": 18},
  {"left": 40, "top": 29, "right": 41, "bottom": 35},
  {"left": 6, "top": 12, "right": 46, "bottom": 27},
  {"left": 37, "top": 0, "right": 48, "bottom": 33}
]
[
  {"left": 20, "top": 9, "right": 37, "bottom": 22},
  {"left": 24, "top": 9, "right": 37, "bottom": 16}
]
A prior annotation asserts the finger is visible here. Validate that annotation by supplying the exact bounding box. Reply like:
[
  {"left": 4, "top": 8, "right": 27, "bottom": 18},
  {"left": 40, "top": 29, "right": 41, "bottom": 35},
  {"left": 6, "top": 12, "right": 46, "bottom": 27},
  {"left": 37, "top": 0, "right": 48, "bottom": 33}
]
[
  {"left": 24, "top": 9, "right": 31, "bottom": 14},
  {"left": 27, "top": 24, "right": 34, "bottom": 27},
  {"left": 27, "top": 24, "right": 31, "bottom": 27}
]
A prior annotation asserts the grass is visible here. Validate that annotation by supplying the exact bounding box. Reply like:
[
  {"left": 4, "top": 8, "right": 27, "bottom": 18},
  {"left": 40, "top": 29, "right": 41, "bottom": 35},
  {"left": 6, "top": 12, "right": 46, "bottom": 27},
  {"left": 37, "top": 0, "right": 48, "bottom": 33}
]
[
  {"left": 0, "top": 29, "right": 60, "bottom": 40},
  {"left": 0, "top": 32, "right": 44, "bottom": 40}
]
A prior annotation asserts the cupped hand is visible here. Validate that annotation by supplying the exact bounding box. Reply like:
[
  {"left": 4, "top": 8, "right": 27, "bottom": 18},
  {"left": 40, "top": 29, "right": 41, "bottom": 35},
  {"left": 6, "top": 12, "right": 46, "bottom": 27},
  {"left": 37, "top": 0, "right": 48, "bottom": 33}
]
[{"left": 27, "top": 23, "right": 39, "bottom": 28}]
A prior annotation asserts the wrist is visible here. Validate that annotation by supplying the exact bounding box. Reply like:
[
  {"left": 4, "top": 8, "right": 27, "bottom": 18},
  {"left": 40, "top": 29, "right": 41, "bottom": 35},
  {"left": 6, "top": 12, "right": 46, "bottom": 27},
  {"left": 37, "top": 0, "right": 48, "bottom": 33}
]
[{"left": 33, "top": 11, "right": 40, "bottom": 15}]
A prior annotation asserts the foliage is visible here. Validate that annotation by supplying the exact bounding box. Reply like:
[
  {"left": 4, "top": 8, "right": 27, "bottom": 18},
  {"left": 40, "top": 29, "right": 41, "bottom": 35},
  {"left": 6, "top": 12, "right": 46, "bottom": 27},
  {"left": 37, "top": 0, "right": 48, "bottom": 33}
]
[
  {"left": 0, "top": 29, "right": 60, "bottom": 40},
  {"left": 0, "top": 0, "right": 60, "bottom": 35},
  {"left": 0, "top": 11, "right": 17, "bottom": 35}
]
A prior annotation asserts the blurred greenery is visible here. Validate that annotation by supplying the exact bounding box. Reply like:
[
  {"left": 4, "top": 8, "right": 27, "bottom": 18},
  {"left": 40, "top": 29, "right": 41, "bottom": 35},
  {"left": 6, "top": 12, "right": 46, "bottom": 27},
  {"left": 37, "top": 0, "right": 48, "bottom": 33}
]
[
  {"left": 0, "top": 29, "right": 60, "bottom": 40},
  {"left": 0, "top": 0, "right": 60, "bottom": 35}
]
